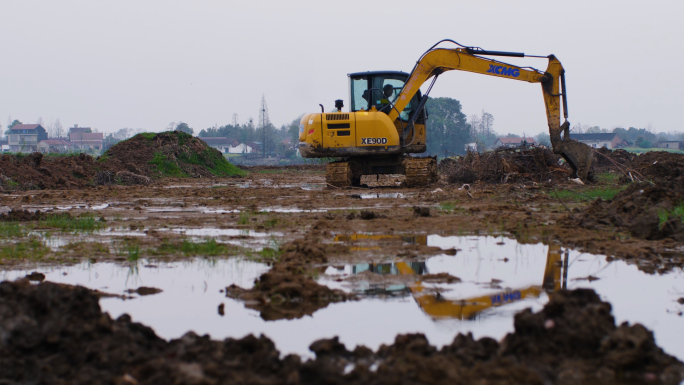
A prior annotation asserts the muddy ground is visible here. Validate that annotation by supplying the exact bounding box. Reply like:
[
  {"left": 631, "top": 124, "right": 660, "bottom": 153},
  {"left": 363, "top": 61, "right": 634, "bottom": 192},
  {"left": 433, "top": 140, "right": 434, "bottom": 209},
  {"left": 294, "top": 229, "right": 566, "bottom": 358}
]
[{"left": 1, "top": 147, "right": 684, "bottom": 383}]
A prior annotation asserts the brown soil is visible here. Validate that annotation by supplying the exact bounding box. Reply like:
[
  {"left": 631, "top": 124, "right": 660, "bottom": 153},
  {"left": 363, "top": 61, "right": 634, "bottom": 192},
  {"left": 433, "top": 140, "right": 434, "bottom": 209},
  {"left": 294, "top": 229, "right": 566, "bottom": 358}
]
[
  {"left": 0, "top": 152, "right": 99, "bottom": 190},
  {"left": 0, "top": 132, "right": 243, "bottom": 191},
  {"left": 576, "top": 151, "right": 684, "bottom": 241},
  {"left": 2, "top": 148, "right": 684, "bottom": 383},
  {"left": 0, "top": 208, "right": 46, "bottom": 221},
  {"left": 578, "top": 182, "right": 684, "bottom": 241},
  {"left": 1, "top": 279, "right": 681, "bottom": 384},
  {"left": 226, "top": 239, "right": 351, "bottom": 320}
]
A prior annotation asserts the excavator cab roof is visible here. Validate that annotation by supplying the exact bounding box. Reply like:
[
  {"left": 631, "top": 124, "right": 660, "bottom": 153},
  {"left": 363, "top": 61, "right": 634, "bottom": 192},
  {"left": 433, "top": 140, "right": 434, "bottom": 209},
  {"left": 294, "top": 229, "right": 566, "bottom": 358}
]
[{"left": 348, "top": 70, "right": 409, "bottom": 78}]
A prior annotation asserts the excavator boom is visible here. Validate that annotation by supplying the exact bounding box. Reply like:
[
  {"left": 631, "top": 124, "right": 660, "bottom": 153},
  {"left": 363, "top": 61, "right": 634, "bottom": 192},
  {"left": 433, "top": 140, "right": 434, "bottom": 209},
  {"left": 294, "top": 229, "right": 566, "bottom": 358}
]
[{"left": 390, "top": 42, "right": 593, "bottom": 179}]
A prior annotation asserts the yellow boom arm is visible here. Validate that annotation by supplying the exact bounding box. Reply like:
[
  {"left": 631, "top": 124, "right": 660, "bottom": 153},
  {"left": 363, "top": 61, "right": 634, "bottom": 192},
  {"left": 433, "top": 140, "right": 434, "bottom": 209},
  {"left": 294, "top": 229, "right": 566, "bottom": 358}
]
[{"left": 390, "top": 44, "right": 593, "bottom": 179}]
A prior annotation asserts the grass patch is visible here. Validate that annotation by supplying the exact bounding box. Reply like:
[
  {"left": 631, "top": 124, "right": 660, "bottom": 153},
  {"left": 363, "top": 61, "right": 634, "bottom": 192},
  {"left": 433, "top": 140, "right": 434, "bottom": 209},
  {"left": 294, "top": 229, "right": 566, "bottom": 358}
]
[
  {"left": 595, "top": 171, "right": 620, "bottom": 184},
  {"left": 438, "top": 202, "right": 456, "bottom": 213},
  {"left": 126, "top": 243, "right": 141, "bottom": 261},
  {"left": 149, "top": 152, "right": 188, "bottom": 177},
  {"left": 178, "top": 148, "right": 246, "bottom": 177},
  {"left": 42, "top": 213, "right": 105, "bottom": 233},
  {"left": 0, "top": 239, "right": 49, "bottom": 260},
  {"left": 158, "top": 239, "right": 232, "bottom": 256},
  {"left": 136, "top": 132, "right": 157, "bottom": 140},
  {"left": 180, "top": 239, "right": 231, "bottom": 256},
  {"left": 2, "top": 179, "right": 20, "bottom": 189},
  {"left": 0, "top": 222, "right": 26, "bottom": 238},
  {"left": 551, "top": 186, "right": 625, "bottom": 202},
  {"left": 263, "top": 218, "right": 278, "bottom": 229},
  {"left": 238, "top": 212, "right": 251, "bottom": 225},
  {"left": 658, "top": 202, "right": 684, "bottom": 229},
  {"left": 257, "top": 169, "right": 285, "bottom": 174},
  {"left": 622, "top": 147, "right": 684, "bottom": 155}
]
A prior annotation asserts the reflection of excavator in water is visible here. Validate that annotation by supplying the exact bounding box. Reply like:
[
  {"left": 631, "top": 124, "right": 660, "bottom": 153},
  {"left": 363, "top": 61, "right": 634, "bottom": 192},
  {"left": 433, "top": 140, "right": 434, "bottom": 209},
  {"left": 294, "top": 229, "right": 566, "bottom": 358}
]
[
  {"left": 298, "top": 39, "right": 593, "bottom": 187},
  {"left": 337, "top": 234, "right": 568, "bottom": 320}
]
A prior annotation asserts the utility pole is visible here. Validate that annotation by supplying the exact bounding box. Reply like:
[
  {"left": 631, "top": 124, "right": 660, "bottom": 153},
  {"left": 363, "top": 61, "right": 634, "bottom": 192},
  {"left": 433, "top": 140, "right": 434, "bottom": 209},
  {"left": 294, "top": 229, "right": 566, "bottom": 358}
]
[{"left": 259, "top": 95, "right": 270, "bottom": 158}]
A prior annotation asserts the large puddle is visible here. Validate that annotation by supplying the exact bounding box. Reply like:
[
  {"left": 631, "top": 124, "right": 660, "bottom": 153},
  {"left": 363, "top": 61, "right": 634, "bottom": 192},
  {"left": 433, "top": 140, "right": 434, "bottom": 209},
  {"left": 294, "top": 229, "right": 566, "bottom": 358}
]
[{"left": 2, "top": 236, "right": 682, "bottom": 360}]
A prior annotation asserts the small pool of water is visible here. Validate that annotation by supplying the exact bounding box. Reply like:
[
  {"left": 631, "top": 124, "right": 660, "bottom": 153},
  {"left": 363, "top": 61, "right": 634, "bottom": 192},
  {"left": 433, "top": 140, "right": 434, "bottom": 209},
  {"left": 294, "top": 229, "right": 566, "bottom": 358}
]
[{"left": 2, "top": 236, "right": 682, "bottom": 361}]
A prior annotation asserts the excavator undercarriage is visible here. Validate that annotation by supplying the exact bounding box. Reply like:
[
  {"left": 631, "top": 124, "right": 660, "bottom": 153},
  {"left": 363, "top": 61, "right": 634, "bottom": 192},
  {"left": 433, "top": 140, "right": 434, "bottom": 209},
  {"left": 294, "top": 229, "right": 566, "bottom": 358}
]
[{"left": 326, "top": 156, "right": 438, "bottom": 187}]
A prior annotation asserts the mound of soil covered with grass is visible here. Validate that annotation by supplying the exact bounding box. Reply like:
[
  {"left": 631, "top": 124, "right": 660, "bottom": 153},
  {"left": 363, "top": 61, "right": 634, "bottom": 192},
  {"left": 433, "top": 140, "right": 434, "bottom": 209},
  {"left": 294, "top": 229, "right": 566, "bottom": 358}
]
[
  {"left": 0, "top": 132, "right": 244, "bottom": 190},
  {"left": 1, "top": 279, "right": 681, "bottom": 384},
  {"left": 440, "top": 147, "right": 571, "bottom": 185},
  {"left": 102, "top": 131, "right": 245, "bottom": 179}
]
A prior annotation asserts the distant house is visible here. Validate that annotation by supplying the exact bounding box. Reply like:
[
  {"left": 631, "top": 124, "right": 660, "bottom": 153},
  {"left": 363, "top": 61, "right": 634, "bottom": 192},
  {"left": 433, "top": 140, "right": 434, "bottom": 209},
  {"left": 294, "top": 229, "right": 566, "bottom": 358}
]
[
  {"left": 68, "top": 124, "right": 90, "bottom": 134},
  {"left": 8, "top": 124, "right": 48, "bottom": 153},
  {"left": 229, "top": 143, "right": 257, "bottom": 154},
  {"left": 68, "top": 132, "right": 104, "bottom": 151},
  {"left": 570, "top": 133, "right": 621, "bottom": 149},
  {"left": 494, "top": 137, "right": 535, "bottom": 148},
  {"left": 38, "top": 139, "right": 72, "bottom": 153},
  {"left": 245, "top": 142, "right": 261, "bottom": 154},
  {"left": 658, "top": 141, "right": 683, "bottom": 150},
  {"left": 199, "top": 137, "right": 238, "bottom": 153},
  {"left": 0, "top": 138, "right": 8, "bottom": 152}
]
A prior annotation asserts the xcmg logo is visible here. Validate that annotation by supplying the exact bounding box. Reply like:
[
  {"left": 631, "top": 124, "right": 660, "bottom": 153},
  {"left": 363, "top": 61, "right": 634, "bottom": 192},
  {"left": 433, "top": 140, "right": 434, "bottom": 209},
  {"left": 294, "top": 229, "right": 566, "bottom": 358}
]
[
  {"left": 490, "top": 290, "right": 522, "bottom": 304},
  {"left": 486, "top": 64, "right": 520, "bottom": 78}
]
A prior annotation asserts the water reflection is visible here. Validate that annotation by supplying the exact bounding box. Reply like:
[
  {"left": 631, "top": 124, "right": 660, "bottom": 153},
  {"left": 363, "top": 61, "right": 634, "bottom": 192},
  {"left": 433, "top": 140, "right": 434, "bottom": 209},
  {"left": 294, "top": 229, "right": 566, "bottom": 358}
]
[
  {"left": 334, "top": 245, "right": 568, "bottom": 320},
  {"left": 0, "top": 236, "right": 681, "bottom": 360}
]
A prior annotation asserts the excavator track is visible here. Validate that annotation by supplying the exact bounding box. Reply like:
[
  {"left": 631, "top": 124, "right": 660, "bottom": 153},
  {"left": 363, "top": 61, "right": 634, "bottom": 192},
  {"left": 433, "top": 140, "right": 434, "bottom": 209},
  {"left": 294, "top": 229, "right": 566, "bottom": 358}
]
[
  {"left": 404, "top": 157, "right": 438, "bottom": 187},
  {"left": 326, "top": 162, "right": 353, "bottom": 187}
]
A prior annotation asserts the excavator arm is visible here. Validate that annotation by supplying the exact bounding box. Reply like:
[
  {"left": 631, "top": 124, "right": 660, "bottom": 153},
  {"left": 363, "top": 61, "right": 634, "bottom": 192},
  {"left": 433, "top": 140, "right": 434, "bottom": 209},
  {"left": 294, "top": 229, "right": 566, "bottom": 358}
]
[{"left": 390, "top": 42, "right": 593, "bottom": 180}]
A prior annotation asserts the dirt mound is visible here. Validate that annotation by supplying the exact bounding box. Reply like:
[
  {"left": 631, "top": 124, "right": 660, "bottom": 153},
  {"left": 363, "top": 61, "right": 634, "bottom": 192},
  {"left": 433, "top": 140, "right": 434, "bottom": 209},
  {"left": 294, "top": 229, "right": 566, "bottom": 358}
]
[
  {"left": 102, "top": 131, "right": 245, "bottom": 179},
  {"left": 626, "top": 151, "right": 684, "bottom": 187},
  {"left": 593, "top": 147, "right": 637, "bottom": 174},
  {"left": 1, "top": 280, "right": 681, "bottom": 384},
  {"left": 440, "top": 147, "right": 571, "bottom": 185},
  {"left": 0, "top": 209, "right": 45, "bottom": 221},
  {"left": 226, "top": 239, "right": 350, "bottom": 320},
  {"left": 0, "top": 132, "right": 245, "bottom": 190},
  {"left": 592, "top": 148, "right": 684, "bottom": 186},
  {"left": 578, "top": 182, "right": 684, "bottom": 240},
  {"left": 0, "top": 152, "right": 99, "bottom": 190}
]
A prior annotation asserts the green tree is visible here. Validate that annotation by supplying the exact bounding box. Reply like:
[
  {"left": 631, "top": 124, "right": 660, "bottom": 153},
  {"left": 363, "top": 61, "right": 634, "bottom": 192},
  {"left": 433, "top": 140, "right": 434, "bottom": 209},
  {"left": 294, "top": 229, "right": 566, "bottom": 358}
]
[
  {"left": 287, "top": 115, "right": 303, "bottom": 148},
  {"left": 425, "top": 97, "right": 470, "bottom": 157},
  {"left": 174, "top": 122, "right": 194, "bottom": 135},
  {"left": 4, "top": 119, "right": 22, "bottom": 136}
]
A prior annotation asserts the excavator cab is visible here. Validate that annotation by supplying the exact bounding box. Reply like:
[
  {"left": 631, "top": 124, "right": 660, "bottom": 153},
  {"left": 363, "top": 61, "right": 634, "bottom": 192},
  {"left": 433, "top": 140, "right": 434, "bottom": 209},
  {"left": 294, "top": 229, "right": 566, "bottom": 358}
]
[{"left": 349, "top": 71, "right": 424, "bottom": 122}]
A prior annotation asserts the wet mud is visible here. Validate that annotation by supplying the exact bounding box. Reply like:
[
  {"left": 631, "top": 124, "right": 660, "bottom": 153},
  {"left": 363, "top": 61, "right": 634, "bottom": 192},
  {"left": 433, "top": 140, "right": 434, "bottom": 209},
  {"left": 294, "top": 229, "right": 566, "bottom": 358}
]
[
  {"left": 1, "top": 280, "right": 681, "bottom": 384},
  {"left": 226, "top": 239, "right": 351, "bottom": 320},
  {"left": 1, "top": 147, "right": 684, "bottom": 383}
]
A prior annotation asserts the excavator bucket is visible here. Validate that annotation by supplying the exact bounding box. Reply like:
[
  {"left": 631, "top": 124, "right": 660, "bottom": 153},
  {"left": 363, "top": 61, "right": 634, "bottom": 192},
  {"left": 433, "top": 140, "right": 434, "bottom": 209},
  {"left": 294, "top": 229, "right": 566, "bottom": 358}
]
[
  {"left": 550, "top": 122, "right": 594, "bottom": 180},
  {"left": 557, "top": 140, "right": 594, "bottom": 181}
]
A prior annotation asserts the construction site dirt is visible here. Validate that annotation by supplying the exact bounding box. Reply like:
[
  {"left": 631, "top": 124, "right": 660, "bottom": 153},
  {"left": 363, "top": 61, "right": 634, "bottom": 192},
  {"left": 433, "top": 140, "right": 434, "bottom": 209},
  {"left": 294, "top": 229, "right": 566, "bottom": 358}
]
[{"left": 1, "top": 142, "right": 683, "bottom": 384}]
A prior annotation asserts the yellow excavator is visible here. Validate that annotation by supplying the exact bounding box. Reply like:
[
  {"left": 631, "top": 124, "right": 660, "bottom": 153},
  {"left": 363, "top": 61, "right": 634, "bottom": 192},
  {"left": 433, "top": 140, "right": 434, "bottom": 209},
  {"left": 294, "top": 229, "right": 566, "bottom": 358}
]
[
  {"left": 335, "top": 235, "right": 568, "bottom": 320},
  {"left": 298, "top": 39, "right": 593, "bottom": 187}
]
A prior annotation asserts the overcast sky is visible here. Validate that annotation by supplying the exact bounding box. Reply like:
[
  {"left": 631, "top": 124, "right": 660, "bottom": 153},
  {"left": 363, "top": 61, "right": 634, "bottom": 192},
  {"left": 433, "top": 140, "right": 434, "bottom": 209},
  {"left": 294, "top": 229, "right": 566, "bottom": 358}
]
[{"left": 2, "top": 0, "right": 683, "bottom": 137}]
